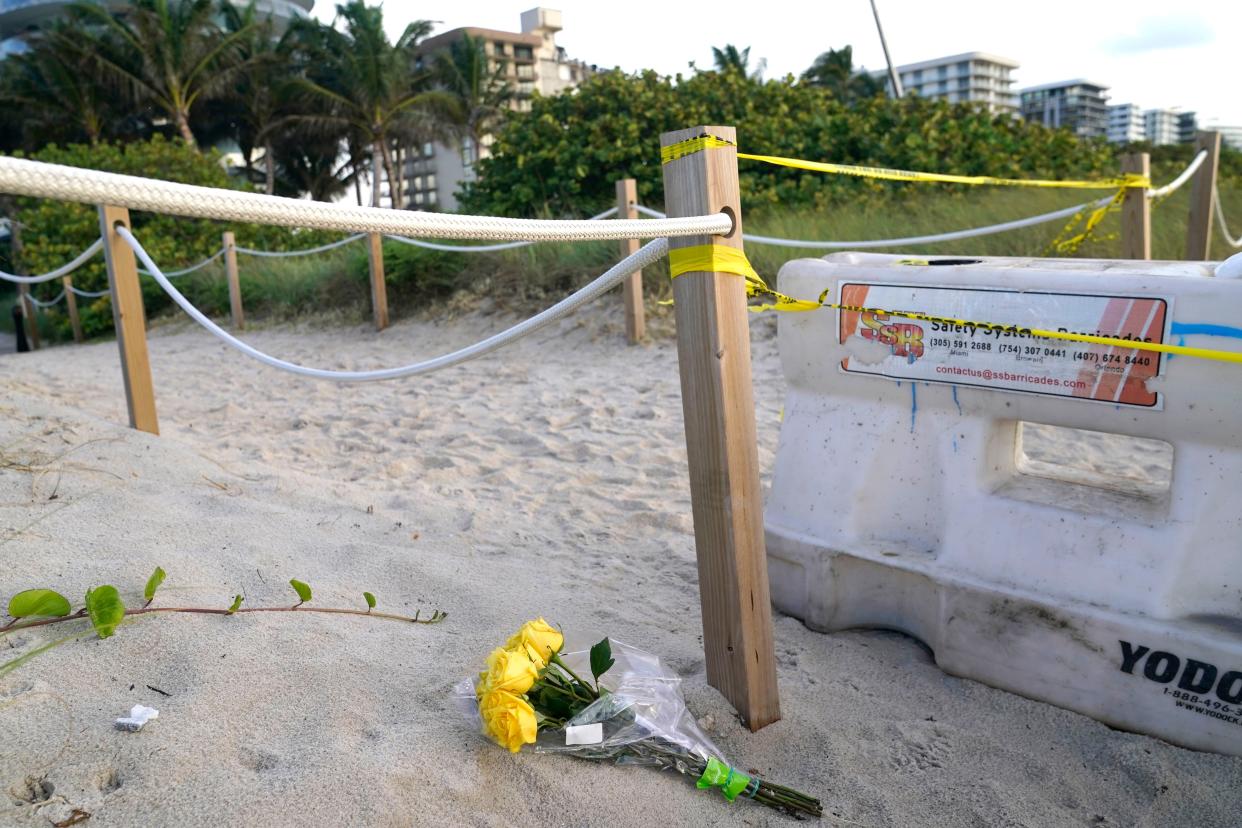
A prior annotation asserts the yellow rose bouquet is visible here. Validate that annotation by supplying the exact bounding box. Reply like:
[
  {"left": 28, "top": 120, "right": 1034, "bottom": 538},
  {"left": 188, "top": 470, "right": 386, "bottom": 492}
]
[{"left": 458, "top": 618, "right": 821, "bottom": 819}]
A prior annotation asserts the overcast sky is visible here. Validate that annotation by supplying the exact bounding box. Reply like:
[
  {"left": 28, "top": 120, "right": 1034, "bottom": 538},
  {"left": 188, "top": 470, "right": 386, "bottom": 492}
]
[{"left": 314, "top": 0, "right": 1241, "bottom": 125}]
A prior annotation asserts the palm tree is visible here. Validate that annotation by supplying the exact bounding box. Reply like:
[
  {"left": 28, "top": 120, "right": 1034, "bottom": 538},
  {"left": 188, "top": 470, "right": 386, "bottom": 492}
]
[
  {"left": 0, "top": 22, "right": 117, "bottom": 146},
  {"left": 286, "top": 1, "right": 449, "bottom": 208},
  {"left": 72, "top": 0, "right": 255, "bottom": 149},
  {"left": 221, "top": 1, "right": 293, "bottom": 193},
  {"left": 433, "top": 34, "right": 514, "bottom": 167},
  {"left": 711, "top": 44, "right": 766, "bottom": 81},
  {"left": 801, "top": 46, "right": 885, "bottom": 104}
]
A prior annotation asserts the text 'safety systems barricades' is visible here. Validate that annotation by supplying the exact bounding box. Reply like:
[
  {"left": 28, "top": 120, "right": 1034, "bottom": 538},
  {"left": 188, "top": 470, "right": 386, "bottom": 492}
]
[{"left": 765, "top": 252, "right": 1242, "bottom": 756}]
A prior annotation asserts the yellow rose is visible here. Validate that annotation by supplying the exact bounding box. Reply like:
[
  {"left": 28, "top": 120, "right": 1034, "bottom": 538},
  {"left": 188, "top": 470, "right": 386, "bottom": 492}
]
[
  {"left": 479, "top": 690, "right": 537, "bottom": 753},
  {"left": 505, "top": 618, "right": 564, "bottom": 667},
  {"left": 479, "top": 646, "right": 538, "bottom": 696}
]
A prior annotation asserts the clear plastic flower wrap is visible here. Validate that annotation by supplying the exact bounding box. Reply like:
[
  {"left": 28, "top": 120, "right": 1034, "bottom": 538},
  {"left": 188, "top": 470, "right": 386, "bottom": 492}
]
[{"left": 457, "top": 620, "right": 821, "bottom": 818}]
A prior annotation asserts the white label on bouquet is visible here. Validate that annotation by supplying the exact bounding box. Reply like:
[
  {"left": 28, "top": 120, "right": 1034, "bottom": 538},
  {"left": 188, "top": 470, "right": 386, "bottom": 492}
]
[{"left": 565, "top": 723, "right": 604, "bottom": 746}]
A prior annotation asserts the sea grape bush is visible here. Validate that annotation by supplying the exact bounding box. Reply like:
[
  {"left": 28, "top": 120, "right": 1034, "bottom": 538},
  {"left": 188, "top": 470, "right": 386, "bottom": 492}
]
[{"left": 460, "top": 69, "right": 1115, "bottom": 217}]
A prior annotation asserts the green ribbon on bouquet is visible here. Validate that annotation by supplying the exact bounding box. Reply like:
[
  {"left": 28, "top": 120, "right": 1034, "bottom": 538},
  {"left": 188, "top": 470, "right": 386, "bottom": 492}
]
[{"left": 696, "top": 756, "right": 756, "bottom": 801}]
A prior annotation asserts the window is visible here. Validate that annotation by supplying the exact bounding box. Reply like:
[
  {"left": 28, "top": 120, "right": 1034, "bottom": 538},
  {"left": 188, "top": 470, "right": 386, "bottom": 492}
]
[
  {"left": 414, "top": 191, "right": 424, "bottom": 205},
  {"left": 515, "top": 45, "right": 533, "bottom": 61},
  {"left": 423, "top": 143, "right": 434, "bottom": 158},
  {"left": 426, "top": 174, "right": 436, "bottom": 190},
  {"left": 494, "top": 41, "right": 508, "bottom": 55},
  {"left": 938, "top": 65, "right": 947, "bottom": 78},
  {"left": 428, "top": 191, "right": 437, "bottom": 205}
]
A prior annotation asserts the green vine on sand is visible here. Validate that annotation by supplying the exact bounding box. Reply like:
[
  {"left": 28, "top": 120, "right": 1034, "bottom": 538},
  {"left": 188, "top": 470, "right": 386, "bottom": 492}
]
[{"left": 1, "top": 568, "right": 447, "bottom": 674}]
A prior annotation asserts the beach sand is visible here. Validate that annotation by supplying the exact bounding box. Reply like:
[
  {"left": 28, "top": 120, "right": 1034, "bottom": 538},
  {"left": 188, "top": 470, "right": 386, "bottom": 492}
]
[{"left": 2, "top": 304, "right": 1240, "bottom": 827}]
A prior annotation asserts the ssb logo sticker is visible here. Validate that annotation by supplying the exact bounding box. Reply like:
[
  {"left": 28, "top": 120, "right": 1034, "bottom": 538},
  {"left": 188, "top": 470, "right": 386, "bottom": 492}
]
[{"left": 859, "top": 310, "right": 925, "bottom": 363}]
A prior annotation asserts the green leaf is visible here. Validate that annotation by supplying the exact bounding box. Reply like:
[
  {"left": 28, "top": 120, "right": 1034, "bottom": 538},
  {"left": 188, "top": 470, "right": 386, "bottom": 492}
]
[
  {"left": 84, "top": 585, "right": 125, "bottom": 639},
  {"left": 289, "top": 579, "right": 312, "bottom": 604},
  {"left": 143, "top": 566, "right": 166, "bottom": 602},
  {"left": 7, "top": 589, "right": 72, "bottom": 619},
  {"left": 363, "top": 592, "right": 376, "bottom": 610},
  {"left": 226, "top": 594, "right": 243, "bottom": 615},
  {"left": 589, "top": 637, "right": 615, "bottom": 683}
]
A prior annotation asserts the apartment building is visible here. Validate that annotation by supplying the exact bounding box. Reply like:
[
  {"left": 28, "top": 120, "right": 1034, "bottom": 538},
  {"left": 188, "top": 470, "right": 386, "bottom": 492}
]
[
  {"left": 1107, "top": 103, "right": 1145, "bottom": 144},
  {"left": 395, "top": 7, "right": 593, "bottom": 211},
  {"left": 877, "top": 52, "right": 1020, "bottom": 113},
  {"left": 1177, "top": 111, "right": 1200, "bottom": 144},
  {"left": 1144, "top": 109, "right": 1181, "bottom": 146},
  {"left": 0, "top": 0, "right": 312, "bottom": 56},
  {"left": 1204, "top": 124, "right": 1242, "bottom": 152},
  {"left": 1019, "top": 79, "right": 1109, "bottom": 139}
]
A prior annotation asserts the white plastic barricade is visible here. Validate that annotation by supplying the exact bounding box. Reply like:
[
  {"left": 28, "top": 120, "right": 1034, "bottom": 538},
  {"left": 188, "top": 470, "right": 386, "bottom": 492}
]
[{"left": 765, "top": 252, "right": 1242, "bottom": 756}]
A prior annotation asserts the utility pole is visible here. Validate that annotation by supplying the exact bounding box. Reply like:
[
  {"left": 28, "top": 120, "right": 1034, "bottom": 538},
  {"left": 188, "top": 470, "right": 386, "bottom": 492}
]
[{"left": 870, "top": 0, "right": 903, "bottom": 98}]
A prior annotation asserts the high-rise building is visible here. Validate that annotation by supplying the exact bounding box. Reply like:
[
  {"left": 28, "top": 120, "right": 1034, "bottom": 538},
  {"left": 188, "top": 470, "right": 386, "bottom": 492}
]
[
  {"left": 0, "top": 0, "right": 313, "bottom": 56},
  {"left": 1177, "top": 111, "right": 1199, "bottom": 144},
  {"left": 1203, "top": 124, "right": 1242, "bottom": 152},
  {"left": 1144, "top": 109, "right": 1181, "bottom": 146},
  {"left": 401, "top": 7, "right": 593, "bottom": 211},
  {"left": 1018, "top": 80, "right": 1110, "bottom": 139},
  {"left": 876, "top": 52, "right": 1019, "bottom": 113},
  {"left": 1107, "top": 103, "right": 1145, "bottom": 144}
]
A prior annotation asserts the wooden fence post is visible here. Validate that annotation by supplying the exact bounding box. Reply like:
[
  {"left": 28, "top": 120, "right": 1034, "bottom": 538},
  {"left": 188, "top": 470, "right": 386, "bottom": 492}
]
[
  {"left": 367, "top": 232, "right": 388, "bottom": 331},
  {"left": 62, "top": 276, "right": 84, "bottom": 343},
  {"left": 660, "top": 125, "right": 780, "bottom": 731},
  {"left": 99, "top": 204, "right": 158, "bottom": 435},
  {"left": 223, "top": 231, "right": 244, "bottom": 330},
  {"left": 1121, "top": 152, "right": 1151, "bottom": 260},
  {"left": 1185, "top": 131, "right": 1222, "bottom": 261},
  {"left": 10, "top": 221, "right": 38, "bottom": 349},
  {"left": 16, "top": 283, "right": 40, "bottom": 350},
  {"left": 616, "top": 178, "right": 645, "bottom": 344}
]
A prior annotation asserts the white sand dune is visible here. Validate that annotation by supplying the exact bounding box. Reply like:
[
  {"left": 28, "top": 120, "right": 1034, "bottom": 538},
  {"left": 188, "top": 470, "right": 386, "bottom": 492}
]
[{"left": 2, "top": 304, "right": 1239, "bottom": 827}]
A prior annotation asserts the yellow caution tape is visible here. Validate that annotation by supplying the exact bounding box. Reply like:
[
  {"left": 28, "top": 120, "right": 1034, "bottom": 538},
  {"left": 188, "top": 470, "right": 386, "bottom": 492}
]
[
  {"left": 658, "top": 135, "right": 1150, "bottom": 191},
  {"left": 735, "top": 152, "right": 1150, "bottom": 191},
  {"left": 668, "top": 246, "right": 1242, "bottom": 365},
  {"left": 660, "top": 135, "right": 736, "bottom": 165},
  {"left": 668, "top": 244, "right": 758, "bottom": 280},
  {"left": 822, "top": 300, "right": 1242, "bottom": 365}
]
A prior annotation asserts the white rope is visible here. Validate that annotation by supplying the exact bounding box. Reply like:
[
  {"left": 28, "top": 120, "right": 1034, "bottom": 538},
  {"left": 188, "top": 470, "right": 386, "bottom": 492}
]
[
  {"left": 69, "top": 285, "right": 110, "bottom": 298},
  {"left": 0, "top": 156, "right": 729, "bottom": 241},
  {"left": 637, "top": 200, "right": 1110, "bottom": 248},
  {"left": 1214, "top": 187, "right": 1242, "bottom": 248},
  {"left": 384, "top": 207, "right": 621, "bottom": 253},
  {"left": 1147, "top": 150, "right": 1207, "bottom": 200},
  {"left": 0, "top": 238, "right": 103, "bottom": 284},
  {"left": 25, "top": 289, "right": 65, "bottom": 308},
  {"left": 747, "top": 198, "right": 1111, "bottom": 249},
  {"left": 117, "top": 225, "right": 669, "bottom": 382},
  {"left": 140, "top": 248, "right": 225, "bottom": 278},
  {"left": 236, "top": 234, "right": 366, "bottom": 258}
]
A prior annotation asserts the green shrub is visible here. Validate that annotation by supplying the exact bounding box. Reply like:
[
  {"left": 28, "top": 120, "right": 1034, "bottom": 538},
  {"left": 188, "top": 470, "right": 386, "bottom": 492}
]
[
  {"left": 8, "top": 136, "right": 336, "bottom": 340},
  {"left": 460, "top": 69, "right": 1115, "bottom": 217}
]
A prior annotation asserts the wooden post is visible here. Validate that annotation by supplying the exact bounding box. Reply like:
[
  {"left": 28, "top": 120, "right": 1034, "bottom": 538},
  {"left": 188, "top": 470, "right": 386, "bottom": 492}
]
[
  {"left": 367, "top": 232, "right": 389, "bottom": 331},
  {"left": 10, "top": 223, "right": 39, "bottom": 350},
  {"left": 1121, "top": 153, "right": 1151, "bottom": 261},
  {"left": 660, "top": 125, "right": 780, "bottom": 730},
  {"left": 62, "top": 276, "right": 84, "bottom": 343},
  {"left": 16, "top": 283, "right": 40, "bottom": 350},
  {"left": 1185, "top": 131, "right": 1222, "bottom": 261},
  {"left": 616, "top": 178, "right": 645, "bottom": 344},
  {"left": 99, "top": 204, "right": 158, "bottom": 435},
  {"left": 223, "top": 231, "right": 244, "bottom": 330}
]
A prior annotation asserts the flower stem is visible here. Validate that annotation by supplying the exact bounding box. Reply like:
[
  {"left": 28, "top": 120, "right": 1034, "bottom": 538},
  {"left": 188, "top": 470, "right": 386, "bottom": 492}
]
[
  {"left": 1, "top": 604, "right": 446, "bottom": 636},
  {"left": 549, "top": 653, "right": 597, "bottom": 699}
]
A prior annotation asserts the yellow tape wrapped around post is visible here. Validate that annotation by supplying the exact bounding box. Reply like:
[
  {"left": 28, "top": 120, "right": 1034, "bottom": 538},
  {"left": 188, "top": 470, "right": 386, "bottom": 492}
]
[{"left": 660, "top": 125, "right": 781, "bottom": 731}]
